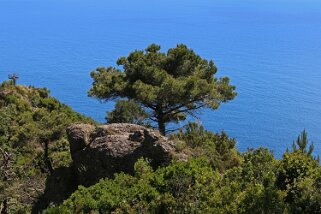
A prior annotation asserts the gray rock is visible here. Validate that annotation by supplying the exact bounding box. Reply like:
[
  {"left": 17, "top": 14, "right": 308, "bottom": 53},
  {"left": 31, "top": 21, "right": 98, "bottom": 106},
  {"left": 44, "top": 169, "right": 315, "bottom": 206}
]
[{"left": 66, "top": 123, "right": 180, "bottom": 186}]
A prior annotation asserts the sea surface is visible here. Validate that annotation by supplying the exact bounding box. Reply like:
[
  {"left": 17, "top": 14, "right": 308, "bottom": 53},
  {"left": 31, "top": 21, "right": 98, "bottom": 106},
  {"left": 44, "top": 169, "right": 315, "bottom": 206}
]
[{"left": 1, "top": 0, "right": 321, "bottom": 157}]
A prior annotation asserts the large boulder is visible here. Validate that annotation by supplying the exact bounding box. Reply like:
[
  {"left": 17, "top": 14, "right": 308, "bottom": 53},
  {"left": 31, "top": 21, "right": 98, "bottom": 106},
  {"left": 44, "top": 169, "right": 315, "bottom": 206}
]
[{"left": 67, "top": 123, "right": 183, "bottom": 186}]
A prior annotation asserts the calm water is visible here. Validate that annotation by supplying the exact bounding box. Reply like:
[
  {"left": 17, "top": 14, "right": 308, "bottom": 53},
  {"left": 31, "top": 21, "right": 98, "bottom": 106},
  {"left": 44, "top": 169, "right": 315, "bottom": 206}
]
[{"left": 1, "top": 0, "right": 321, "bottom": 157}]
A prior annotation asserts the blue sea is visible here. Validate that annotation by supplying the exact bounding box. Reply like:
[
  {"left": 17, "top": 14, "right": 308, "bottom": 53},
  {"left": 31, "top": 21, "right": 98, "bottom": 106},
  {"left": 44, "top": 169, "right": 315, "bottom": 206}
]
[{"left": 1, "top": 0, "right": 321, "bottom": 157}]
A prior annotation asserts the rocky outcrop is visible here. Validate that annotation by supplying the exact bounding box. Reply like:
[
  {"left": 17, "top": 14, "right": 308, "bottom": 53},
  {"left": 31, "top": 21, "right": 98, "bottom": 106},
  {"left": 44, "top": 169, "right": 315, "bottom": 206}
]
[{"left": 67, "top": 123, "right": 183, "bottom": 186}]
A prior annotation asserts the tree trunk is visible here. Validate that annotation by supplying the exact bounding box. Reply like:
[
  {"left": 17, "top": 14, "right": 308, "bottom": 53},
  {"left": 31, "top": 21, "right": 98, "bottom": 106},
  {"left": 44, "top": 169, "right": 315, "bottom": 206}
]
[
  {"left": 156, "top": 106, "right": 166, "bottom": 135},
  {"left": 157, "top": 119, "right": 166, "bottom": 136},
  {"left": 44, "top": 141, "right": 54, "bottom": 174}
]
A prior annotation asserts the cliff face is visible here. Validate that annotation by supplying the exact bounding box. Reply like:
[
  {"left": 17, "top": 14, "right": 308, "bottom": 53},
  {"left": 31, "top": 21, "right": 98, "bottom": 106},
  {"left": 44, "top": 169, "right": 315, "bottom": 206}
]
[{"left": 67, "top": 123, "right": 183, "bottom": 186}]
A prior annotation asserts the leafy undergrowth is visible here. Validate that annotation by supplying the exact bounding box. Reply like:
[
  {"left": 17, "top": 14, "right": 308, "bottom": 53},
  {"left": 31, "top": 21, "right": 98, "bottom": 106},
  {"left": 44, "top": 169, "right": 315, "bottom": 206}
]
[
  {"left": 0, "top": 81, "right": 96, "bottom": 213},
  {"left": 46, "top": 150, "right": 321, "bottom": 214},
  {"left": 1, "top": 80, "right": 321, "bottom": 213},
  {"left": 46, "top": 123, "right": 321, "bottom": 214}
]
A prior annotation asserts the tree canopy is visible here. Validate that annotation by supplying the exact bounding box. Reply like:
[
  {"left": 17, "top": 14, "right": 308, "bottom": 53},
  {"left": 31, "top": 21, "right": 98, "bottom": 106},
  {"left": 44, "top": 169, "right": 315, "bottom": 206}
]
[
  {"left": 88, "top": 44, "right": 237, "bottom": 135},
  {"left": 106, "top": 99, "right": 149, "bottom": 125}
]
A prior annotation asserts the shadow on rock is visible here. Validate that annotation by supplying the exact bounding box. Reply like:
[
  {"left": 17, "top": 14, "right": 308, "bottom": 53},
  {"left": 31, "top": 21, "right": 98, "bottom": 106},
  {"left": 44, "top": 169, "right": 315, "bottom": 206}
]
[{"left": 31, "top": 166, "right": 77, "bottom": 213}]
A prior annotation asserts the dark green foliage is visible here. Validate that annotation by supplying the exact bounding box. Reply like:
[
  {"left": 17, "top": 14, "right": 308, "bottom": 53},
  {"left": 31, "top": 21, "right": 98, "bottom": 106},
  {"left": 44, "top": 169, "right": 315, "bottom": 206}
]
[
  {"left": 222, "top": 148, "right": 286, "bottom": 214},
  {"left": 106, "top": 99, "right": 150, "bottom": 125},
  {"left": 45, "top": 158, "right": 220, "bottom": 213},
  {"left": 0, "top": 81, "right": 95, "bottom": 212},
  {"left": 46, "top": 135, "right": 321, "bottom": 214},
  {"left": 289, "top": 169, "right": 321, "bottom": 213},
  {"left": 292, "top": 129, "right": 313, "bottom": 155},
  {"left": 277, "top": 152, "right": 319, "bottom": 202},
  {"left": 1, "top": 76, "right": 321, "bottom": 213},
  {"left": 173, "top": 122, "right": 216, "bottom": 148},
  {"left": 45, "top": 159, "right": 164, "bottom": 214},
  {"left": 43, "top": 155, "right": 274, "bottom": 213},
  {"left": 290, "top": 129, "right": 319, "bottom": 161},
  {"left": 277, "top": 152, "right": 318, "bottom": 190},
  {"left": 88, "top": 44, "right": 237, "bottom": 135},
  {"left": 171, "top": 122, "right": 241, "bottom": 171}
]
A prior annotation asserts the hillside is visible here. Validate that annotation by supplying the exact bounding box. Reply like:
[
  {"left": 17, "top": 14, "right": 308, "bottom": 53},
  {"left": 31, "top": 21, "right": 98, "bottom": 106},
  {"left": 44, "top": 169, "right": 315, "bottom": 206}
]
[
  {"left": 45, "top": 124, "right": 321, "bottom": 214},
  {"left": 0, "top": 81, "right": 95, "bottom": 213},
  {"left": 1, "top": 80, "right": 321, "bottom": 213}
]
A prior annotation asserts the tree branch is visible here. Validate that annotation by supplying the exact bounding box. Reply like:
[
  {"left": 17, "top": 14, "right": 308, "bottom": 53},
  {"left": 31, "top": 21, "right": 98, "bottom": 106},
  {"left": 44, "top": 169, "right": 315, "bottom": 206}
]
[
  {"left": 163, "top": 97, "right": 204, "bottom": 115},
  {"left": 169, "top": 104, "right": 206, "bottom": 117}
]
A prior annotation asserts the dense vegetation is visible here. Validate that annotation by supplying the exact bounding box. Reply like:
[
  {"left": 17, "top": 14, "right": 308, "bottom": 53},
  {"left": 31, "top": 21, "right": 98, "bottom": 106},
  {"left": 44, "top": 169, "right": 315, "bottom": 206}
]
[
  {"left": 0, "top": 81, "right": 95, "bottom": 213},
  {"left": 1, "top": 44, "right": 320, "bottom": 213},
  {"left": 1, "top": 81, "right": 321, "bottom": 214},
  {"left": 46, "top": 125, "right": 321, "bottom": 214}
]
